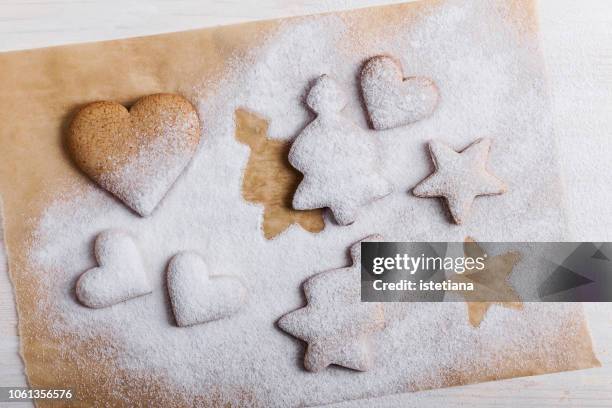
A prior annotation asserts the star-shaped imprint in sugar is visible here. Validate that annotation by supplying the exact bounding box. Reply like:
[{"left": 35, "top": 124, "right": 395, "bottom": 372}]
[
  {"left": 277, "top": 235, "right": 385, "bottom": 372},
  {"left": 450, "top": 237, "right": 523, "bottom": 327},
  {"left": 413, "top": 138, "right": 507, "bottom": 224}
]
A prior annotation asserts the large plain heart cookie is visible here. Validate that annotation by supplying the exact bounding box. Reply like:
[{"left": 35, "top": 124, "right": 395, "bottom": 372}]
[
  {"left": 76, "top": 229, "right": 152, "bottom": 308},
  {"left": 167, "top": 251, "right": 247, "bottom": 327},
  {"left": 360, "top": 55, "right": 439, "bottom": 130},
  {"left": 67, "top": 93, "right": 201, "bottom": 216}
]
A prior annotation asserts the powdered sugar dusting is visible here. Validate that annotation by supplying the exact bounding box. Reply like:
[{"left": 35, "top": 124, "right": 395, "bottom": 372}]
[
  {"left": 236, "top": 15, "right": 350, "bottom": 139},
  {"left": 23, "top": 1, "right": 593, "bottom": 406}
]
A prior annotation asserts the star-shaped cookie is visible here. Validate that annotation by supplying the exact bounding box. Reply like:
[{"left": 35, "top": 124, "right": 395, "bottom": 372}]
[
  {"left": 277, "top": 236, "right": 385, "bottom": 372},
  {"left": 413, "top": 138, "right": 506, "bottom": 224}
]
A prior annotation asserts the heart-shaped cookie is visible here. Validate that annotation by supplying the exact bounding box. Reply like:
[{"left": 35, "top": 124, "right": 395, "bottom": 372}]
[
  {"left": 67, "top": 93, "right": 201, "bottom": 216},
  {"left": 167, "top": 251, "right": 247, "bottom": 327},
  {"left": 76, "top": 230, "right": 152, "bottom": 308},
  {"left": 361, "top": 55, "right": 439, "bottom": 130}
]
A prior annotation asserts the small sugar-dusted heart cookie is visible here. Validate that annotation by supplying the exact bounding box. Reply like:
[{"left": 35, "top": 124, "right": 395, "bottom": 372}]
[
  {"left": 76, "top": 230, "right": 152, "bottom": 308},
  {"left": 361, "top": 55, "right": 439, "bottom": 130},
  {"left": 167, "top": 251, "right": 247, "bottom": 327},
  {"left": 67, "top": 93, "right": 201, "bottom": 216}
]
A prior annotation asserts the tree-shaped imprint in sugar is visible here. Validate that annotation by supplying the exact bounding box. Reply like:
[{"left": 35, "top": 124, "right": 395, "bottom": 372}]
[{"left": 288, "top": 75, "right": 393, "bottom": 225}]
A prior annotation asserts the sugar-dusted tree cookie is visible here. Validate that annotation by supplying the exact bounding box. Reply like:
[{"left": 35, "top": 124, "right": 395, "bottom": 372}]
[
  {"left": 288, "top": 75, "right": 393, "bottom": 225},
  {"left": 167, "top": 251, "right": 247, "bottom": 327},
  {"left": 413, "top": 138, "right": 507, "bottom": 224},
  {"left": 361, "top": 55, "right": 439, "bottom": 130},
  {"left": 76, "top": 230, "right": 152, "bottom": 308},
  {"left": 278, "top": 235, "right": 385, "bottom": 372},
  {"left": 67, "top": 93, "right": 201, "bottom": 217}
]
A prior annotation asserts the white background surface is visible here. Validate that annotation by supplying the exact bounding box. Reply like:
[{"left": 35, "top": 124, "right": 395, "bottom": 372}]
[{"left": 0, "top": 0, "right": 611, "bottom": 406}]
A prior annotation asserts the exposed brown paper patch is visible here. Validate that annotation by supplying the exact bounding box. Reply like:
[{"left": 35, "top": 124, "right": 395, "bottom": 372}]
[
  {"left": 236, "top": 108, "right": 325, "bottom": 239},
  {"left": 449, "top": 237, "right": 524, "bottom": 327}
]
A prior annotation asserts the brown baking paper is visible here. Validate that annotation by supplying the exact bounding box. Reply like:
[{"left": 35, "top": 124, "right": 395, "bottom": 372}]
[{"left": 0, "top": 0, "right": 600, "bottom": 406}]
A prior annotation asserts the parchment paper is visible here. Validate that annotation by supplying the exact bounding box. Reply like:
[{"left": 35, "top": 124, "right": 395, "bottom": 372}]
[{"left": 0, "top": 1, "right": 599, "bottom": 406}]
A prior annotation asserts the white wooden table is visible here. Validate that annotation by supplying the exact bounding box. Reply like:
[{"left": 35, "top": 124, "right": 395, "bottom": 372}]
[{"left": 1, "top": 0, "right": 611, "bottom": 406}]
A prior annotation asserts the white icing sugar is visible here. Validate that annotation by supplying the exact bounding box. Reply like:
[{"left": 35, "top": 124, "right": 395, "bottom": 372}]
[
  {"left": 23, "top": 1, "right": 589, "bottom": 406},
  {"left": 289, "top": 75, "right": 393, "bottom": 225},
  {"left": 360, "top": 55, "right": 439, "bottom": 130},
  {"left": 76, "top": 229, "right": 152, "bottom": 309},
  {"left": 237, "top": 18, "right": 349, "bottom": 140},
  {"left": 167, "top": 251, "right": 247, "bottom": 327}
]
